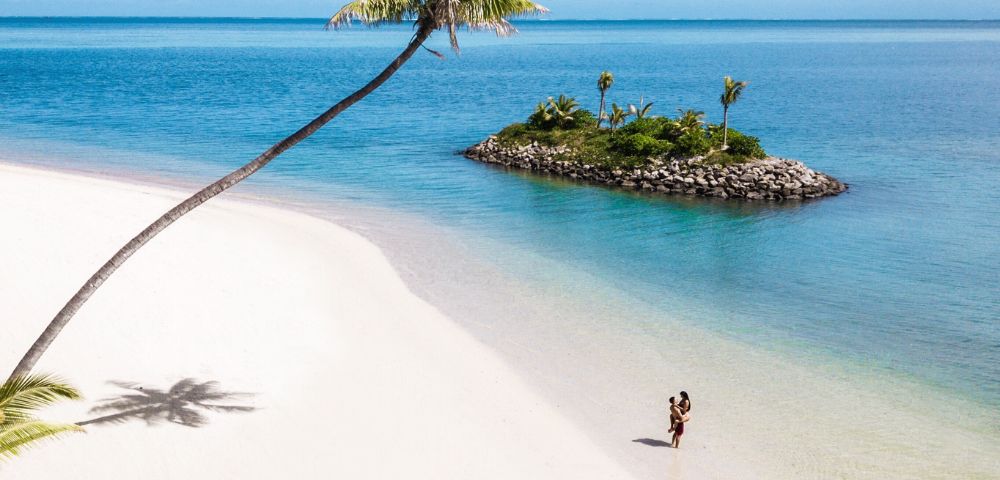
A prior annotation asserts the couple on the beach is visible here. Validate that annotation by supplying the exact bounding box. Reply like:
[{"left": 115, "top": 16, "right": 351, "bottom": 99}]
[{"left": 667, "top": 391, "right": 691, "bottom": 448}]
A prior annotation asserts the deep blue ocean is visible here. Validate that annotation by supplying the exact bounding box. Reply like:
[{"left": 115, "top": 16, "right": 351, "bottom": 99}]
[{"left": 2, "top": 18, "right": 998, "bottom": 414}]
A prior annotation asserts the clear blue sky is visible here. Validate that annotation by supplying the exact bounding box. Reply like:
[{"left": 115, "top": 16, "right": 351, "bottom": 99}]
[{"left": 3, "top": 0, "right": 999, "bottom": 19}]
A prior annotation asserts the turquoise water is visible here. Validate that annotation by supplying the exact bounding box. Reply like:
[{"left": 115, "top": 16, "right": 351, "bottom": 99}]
[{"left": 2, "top": 17, "right": 998, "bottom": 415}]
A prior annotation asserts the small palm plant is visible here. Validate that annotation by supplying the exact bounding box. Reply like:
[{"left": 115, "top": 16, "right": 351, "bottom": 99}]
[
  {"left": 605, "top": 103, "right": 631, "bottom": 135},
  {"left": 628, "top": 96, "right": 654, "bottom": 119},
  {"left": 546, "top": 95, "right": 580, "bottom": 128},
  {"left": 676, "top": 108, "right": 705, "bottom": 134},
  {"left": 596, "top": 71, "right": 614, "bottom": 127},
  {"left": 720, "top": 76, "right": 748, "bottom": 149},
  {"left": 1, "top": 374, "right": 83, "bottom": 459},
  {"left": 531, "top": 101, "right": 553, "bottom": 125}
]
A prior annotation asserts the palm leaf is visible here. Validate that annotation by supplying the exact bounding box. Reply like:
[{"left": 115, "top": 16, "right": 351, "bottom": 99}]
[
  {"left": 326, "top": 0, "right": 422, "bottom": 29},
  {"left": 641, "top": 102, "right": 654, "bottom": 117},
  {"left": 456, "top": 0, "right": 549, "bottom": 35},
  {"left": 0, "top": 420, "right": 83, "bottom": 459},
  {"left": 721, "top": 76, "right": 749, "bottom": 107},
  {"left": 598, "top": 71, "right": 614, "bottom": 91},
  {"left": 327, "top": 0, "right": 549, "bottom": 53},
  {"left": 0, "top": 375, "right": 82, "bottom": 425}
]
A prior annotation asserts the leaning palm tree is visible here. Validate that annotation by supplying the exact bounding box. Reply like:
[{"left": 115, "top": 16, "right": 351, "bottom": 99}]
[
  {"left": 1, "top": 374, "right": 83, "bottom": 459},
  {"left": 605, "top": 103, "right": 631, "bottom": 135},
  {"left": 720, "top": 75, "right": 748, "bottom": 149},
  {"left": 596, "top": 71, "right": 614, "bottom": 127},
  {"left": 8, "top": 0, "right": 549, "bottom": 381}
]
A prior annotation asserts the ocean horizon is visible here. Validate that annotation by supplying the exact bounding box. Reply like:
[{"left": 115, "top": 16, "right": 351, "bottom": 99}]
[{"left": 2, "top": 16, "right": 998, "bottom": 477}]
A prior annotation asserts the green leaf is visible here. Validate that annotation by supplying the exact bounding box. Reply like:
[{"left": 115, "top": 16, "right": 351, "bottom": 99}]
[
  {"left": 0, "top": 375, "right": 82, "bottom": 426},
  {"left": 0, "top": 420, "right": 83, "bottom": 460}
]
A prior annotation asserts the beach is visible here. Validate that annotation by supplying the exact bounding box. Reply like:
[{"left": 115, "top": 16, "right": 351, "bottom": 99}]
[
  {"left": 2, "top": 160, "right": 998, "bottom": 479},
  {"left": 2, "top": 17, "right": 1000, "bottom": 480},
  {"left": 0, "top": 163, "right": 636, "bottom": 479}
]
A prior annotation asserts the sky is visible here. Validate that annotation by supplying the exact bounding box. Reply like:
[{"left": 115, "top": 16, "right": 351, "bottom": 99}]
[{"left": 2, "top": 0, "right": 1000, "bottom": 19}]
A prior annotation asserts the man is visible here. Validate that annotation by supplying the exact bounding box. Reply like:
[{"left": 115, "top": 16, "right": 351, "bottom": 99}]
[{"left": 668, "top": 395, "right": 690, "bottom": 448}]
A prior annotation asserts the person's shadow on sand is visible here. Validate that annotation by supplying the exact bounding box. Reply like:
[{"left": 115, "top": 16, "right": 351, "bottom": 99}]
[
  {"left": 77, "top": 378, "right": 255, "bottom": 428},
  {"left": 632, "top": 438, "right": 672, "bottom": 447}
]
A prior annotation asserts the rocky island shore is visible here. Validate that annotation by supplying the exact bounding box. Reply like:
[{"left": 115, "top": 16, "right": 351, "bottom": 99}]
[
  {"left": 465, "top": 136, "right": 847, "bottom": 201},
  {"left": 467, "top": 74, "right": 847, "bottom": 201}
]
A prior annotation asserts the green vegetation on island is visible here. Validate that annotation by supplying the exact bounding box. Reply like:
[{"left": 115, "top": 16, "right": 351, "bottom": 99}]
[{"left": 496, "top": 73, "right": 766, "bottom": 168}]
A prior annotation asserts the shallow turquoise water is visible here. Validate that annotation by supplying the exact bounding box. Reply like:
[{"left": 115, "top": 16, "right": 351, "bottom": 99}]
[{"left": 2, "top": 18, "right": 998, "bottom": 412}]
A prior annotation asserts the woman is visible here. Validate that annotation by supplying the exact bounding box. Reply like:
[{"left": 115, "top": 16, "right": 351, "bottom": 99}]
[{"left": 671, "top": 391, "right": 691, "bottom": 448}]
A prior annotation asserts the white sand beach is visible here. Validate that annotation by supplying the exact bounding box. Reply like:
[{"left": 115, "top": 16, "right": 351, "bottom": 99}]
[{"left": 0, "top": 163, "right": 637, "bottom": 479}]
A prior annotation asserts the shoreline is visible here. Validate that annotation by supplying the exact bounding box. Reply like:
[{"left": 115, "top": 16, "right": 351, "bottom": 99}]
[
  {"left": 0, "top": 162, "right": 638, "bottom": 479},
  {"left": 464, "top": 136, "right": 847, "bottom": 201},
  {"left": 2, "top": 159, "right": 997, "bottom": 479}
]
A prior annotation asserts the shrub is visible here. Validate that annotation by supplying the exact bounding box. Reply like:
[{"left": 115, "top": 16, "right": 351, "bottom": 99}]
[
  {"left": 707, "top": 124, "right": 725, "bottom": 145},
  {"left": 725, "top": 130, "right": 767, "bottom": 158},
  {"left": 527, "top": 103, "right": 596, "bottom": 131},
  {"left": 620, "top": 117, "right": 669, "bottom": 137},
  {"left": 527, "top": 103, "right": 556, "bottom": 130},
  {"left": 657, "top": 121, "right": 684, "bottom": 142},
  {"left": 703, "top": 151, "right": 749, "bottom": 166},
  {"left": 498, "top": 123, "right": 531, "bottom": 139},
  {"left": 674, "top": 129, "right": 712, "bottom": 157},
  {"left": 610, "top": 133, "right": 674, "bottom": 157},
  {"left": 568, "top": 109, "right": 597, "bottom": 129}
]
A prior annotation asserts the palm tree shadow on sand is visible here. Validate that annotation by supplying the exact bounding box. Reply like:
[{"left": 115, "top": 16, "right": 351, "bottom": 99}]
[{"left": 77, "top": 378, "right": 255, "bottom": 428}]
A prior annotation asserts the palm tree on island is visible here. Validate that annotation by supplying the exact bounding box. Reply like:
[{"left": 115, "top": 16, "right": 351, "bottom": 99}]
[
  {"left": 720, "top": 75, "right": 748, "bottom": 150},
  {"left": 8, "top": 0, "right": 550, "bottom": 381},
  {"left": 0, "top": 374, "right": 83, "bottom": 459},
  {"left": 606, "top": 103, "right": 631, "bottom": 135},
  {"left": 677, "top": 108, "right": 705, "bottom": 134},
  {"left": 596, "top": 70, "right": 614, "bottom": 127},
  {"left": 547, "top": 94, "right": 581, "bottom": 128}
]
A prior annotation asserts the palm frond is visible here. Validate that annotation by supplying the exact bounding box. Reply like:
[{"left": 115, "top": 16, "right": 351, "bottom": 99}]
[
  {"left": 721, "top": 76, "right": 749, "bottom": 107},
  {"left": 598, "top": 71, "right": 614, "bottom": 91},
  {"left": 451, "top": 0, "right": 548, "bottom": 51},
  {"left": 607, "top": 103, "right": 632, "bottom": 131},
  {"left": 628, "top": 99, "right": 654, "bottom": 119},
  {"left": 328, "top": 0, "right": 548, "bottom": 52},
  {"left": 326, "top": 0, "right": 423, "bottom": 29},
  {"left": 0, "top": 420, "right": 83, "bottom": 460},
  {"left": 543, "top": 94, "right": 579, "bottom": 127},
  {"left": 0, "top": 375, "right": 82, "bottom": 425},
  {"left": 456, "top": 0, "right": 549, "bottom": 31}
]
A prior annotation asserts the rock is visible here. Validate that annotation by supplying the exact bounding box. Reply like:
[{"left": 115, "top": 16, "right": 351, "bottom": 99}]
[{"left": 462, "top": 138, "right": 846, "bottom": 202}]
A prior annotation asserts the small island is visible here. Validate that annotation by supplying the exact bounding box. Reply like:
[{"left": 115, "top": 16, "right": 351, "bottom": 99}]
[{"left": 465, "top": 74, "right": 846, "bottom": 201}]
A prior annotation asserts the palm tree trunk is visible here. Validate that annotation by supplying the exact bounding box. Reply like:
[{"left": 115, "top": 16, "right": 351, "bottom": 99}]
[
  {"left": 597, "top": 91, "right": 606, "bottom": 128},
  {"left": 8, "top": 23, "right": 435, "bottom": 381},
  {"left": 722, "top": 105, "right": 729, "bottom": 149}
]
